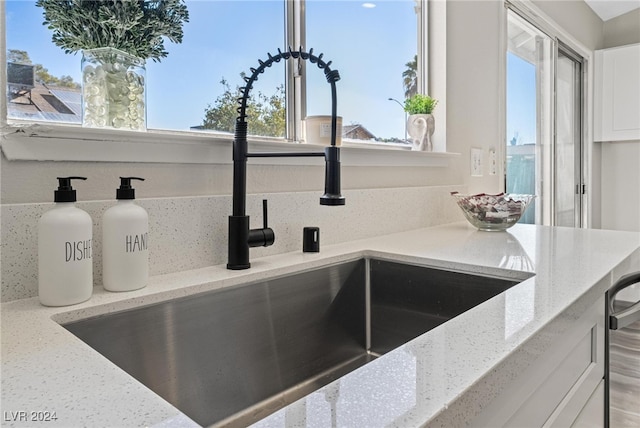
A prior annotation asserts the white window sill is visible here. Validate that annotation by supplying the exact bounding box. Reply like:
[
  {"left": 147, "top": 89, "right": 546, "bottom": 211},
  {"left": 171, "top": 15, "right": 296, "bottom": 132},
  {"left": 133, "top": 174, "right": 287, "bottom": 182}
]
[{"left": 0, "top": 122, "right": 458, "bottom": 167}]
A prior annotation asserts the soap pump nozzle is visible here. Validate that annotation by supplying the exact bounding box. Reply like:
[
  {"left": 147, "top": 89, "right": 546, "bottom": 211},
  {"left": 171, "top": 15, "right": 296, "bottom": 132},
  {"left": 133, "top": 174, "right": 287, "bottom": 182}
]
[
  {"left": 55, "top": 176, "right": 87, "bottom": 203},
  {"left": 117, "top": 177, "right": 145, "bottom": 200}
]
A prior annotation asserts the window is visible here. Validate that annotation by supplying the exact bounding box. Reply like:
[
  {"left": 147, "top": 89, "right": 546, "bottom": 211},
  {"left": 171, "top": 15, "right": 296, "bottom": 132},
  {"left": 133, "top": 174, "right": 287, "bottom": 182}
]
[
  {"left": 4, "top": 0, "right": 424, "bottom": 145},
  {"left": 305, "top": 1, "right": 419, "bottom": 143}
]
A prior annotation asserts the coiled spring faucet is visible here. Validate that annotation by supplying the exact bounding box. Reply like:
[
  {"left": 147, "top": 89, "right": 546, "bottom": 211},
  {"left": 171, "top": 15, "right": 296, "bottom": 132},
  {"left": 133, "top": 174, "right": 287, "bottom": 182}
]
[{"left": 227, "top": 47, "right": 345, "bottom": 270}]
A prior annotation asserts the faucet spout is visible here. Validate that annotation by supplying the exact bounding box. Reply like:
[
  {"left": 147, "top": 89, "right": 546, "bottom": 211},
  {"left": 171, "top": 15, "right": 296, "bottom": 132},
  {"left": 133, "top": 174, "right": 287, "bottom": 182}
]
[{"left": 227, "top": 47, "right": 345, "bottom": 270}]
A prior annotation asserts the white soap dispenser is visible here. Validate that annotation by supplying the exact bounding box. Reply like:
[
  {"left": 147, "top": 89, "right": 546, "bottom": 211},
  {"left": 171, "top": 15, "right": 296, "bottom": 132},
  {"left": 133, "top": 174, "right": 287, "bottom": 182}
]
[
  {"left": 102, "top": 177, "right": 149, "bottom": 292},
  {"left": 38, "top": 176, "right": 93, "bottom": 306}
]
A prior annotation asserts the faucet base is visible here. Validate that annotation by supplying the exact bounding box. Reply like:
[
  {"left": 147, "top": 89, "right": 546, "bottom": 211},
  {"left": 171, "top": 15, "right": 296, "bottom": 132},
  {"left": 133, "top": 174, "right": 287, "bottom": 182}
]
[
  {"left": 227, "top": 262, "right": 251, "bottom": 270},
  {"left": 228, "top": 215, "right": 251, "bottom": 270},
  {"left": 320, "top": 196, "right": 346, "bottom": 206}
]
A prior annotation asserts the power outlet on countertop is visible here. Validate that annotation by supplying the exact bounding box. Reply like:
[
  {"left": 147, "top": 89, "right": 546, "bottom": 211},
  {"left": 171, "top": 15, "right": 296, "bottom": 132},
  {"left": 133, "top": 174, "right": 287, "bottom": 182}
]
[{"left": 471, "top": 148, "right": 483, "bottom": 177}]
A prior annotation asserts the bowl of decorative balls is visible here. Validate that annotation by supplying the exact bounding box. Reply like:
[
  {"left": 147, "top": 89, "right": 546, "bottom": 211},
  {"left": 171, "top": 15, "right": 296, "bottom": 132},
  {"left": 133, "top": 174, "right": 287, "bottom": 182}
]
[{"left": 451, "top": 192, "right": 535, "bottom": 231}]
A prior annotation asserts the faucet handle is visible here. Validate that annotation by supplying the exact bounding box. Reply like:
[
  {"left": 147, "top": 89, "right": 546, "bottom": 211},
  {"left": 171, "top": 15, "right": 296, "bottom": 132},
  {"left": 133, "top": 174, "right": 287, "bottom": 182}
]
[
  {"left": 248, "top": 199, "right": 275, "bottom": 248},
  {"left": 262, "top": 199, "right": 268, "bottom": 229}
]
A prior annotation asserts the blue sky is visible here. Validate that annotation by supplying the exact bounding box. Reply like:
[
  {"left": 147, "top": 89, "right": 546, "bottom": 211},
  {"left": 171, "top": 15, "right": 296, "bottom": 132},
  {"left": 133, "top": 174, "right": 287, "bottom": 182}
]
[
  {"left": 6, "top": 0, "right": 416, "bottom": 138},
  {"left": 506, "top": 52, "right": 536, "bottom": 146}
]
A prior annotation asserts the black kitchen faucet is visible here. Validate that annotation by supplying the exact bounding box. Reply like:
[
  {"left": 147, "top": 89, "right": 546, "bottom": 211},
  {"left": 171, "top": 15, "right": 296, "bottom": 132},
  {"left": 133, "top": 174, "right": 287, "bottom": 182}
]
[{"left": 227, "top": 47, "right": 345, "bottom": 270}]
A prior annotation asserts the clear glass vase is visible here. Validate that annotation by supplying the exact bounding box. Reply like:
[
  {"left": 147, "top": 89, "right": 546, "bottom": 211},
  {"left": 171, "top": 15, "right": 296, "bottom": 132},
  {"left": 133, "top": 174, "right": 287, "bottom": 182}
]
[{"left": 81, "top": 47, "right": 146, "bottom": 131}]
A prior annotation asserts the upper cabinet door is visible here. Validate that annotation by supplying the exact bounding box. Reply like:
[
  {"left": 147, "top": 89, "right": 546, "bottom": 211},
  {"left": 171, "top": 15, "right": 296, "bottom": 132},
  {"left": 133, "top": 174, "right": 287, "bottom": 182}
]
[{"left": 594, "top": 43, "right": 640, "bottom": 142}]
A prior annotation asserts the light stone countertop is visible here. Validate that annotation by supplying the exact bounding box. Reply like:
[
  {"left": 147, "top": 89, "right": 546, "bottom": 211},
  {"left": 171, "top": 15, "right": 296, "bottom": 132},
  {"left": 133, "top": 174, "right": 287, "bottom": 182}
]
[{"left": 2, "top": 222, "right": 639, "bottom": 427}]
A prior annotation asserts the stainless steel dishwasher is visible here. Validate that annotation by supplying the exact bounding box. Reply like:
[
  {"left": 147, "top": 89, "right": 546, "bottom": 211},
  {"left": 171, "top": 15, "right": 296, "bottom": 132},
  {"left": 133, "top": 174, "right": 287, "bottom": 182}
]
[{"left": 606, "top": 272, "right": 640, "bottom": 427}]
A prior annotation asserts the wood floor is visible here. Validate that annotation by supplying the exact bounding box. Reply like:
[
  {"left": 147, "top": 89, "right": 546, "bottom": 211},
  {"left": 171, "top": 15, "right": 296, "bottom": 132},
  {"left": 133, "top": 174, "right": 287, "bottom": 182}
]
[{"left": 609, "top": 320, "right": 640, "bottom": 427}]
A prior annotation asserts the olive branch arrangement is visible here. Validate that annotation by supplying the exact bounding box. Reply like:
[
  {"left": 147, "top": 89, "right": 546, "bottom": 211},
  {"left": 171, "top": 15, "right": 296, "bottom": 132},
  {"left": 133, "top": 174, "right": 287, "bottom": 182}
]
[{"left": 35, "top": 0, "right": 190, "bottom": 61}]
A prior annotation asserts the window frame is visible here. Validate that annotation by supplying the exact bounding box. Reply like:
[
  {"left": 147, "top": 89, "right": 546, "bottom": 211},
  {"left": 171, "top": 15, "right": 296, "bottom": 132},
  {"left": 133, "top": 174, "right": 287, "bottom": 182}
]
[
  {"left": 287, "top": 0, "right": 429, "bottom": 143},
  {"left": 1, "top": 0, "right": 455, "bottom": 166}
]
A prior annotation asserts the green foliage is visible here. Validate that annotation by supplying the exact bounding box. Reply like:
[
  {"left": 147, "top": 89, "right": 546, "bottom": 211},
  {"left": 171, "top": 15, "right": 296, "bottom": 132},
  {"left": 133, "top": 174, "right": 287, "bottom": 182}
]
[
  {"left": 35, "top": 64, "right": 80, "bottom": 89},
  {"left": 404, "top": 94, "right": 438, "bottom": 115},
  {"left": 35, "top": 0, "right": 189, "bottom": 62},
  {"left": 7, "top": 49, "right": 80, "bottom": 88},
  {"left": 7, "top": 49, "right": 31, "bottom": 64},
  {"left": 202, "top": 77, "right": 285, "bottom": 138}
]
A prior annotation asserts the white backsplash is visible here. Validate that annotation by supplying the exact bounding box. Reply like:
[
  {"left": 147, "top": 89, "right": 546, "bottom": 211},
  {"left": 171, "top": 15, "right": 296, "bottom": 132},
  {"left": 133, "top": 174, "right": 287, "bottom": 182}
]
[{"left": 1, "top": 185, "right": 465, "bottom": 302}]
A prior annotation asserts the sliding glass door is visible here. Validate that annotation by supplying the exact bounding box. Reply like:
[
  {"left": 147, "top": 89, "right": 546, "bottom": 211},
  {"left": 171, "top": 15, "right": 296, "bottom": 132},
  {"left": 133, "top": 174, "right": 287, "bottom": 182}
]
[
  {"left": 505, "top": 9, "right": 585, "bottom": 227},
  {"left": 555, "top": 45, "right": 585, "bottom": 227},
  {"left": 506, "top": 11, "right": 553, "bottom": 225}
]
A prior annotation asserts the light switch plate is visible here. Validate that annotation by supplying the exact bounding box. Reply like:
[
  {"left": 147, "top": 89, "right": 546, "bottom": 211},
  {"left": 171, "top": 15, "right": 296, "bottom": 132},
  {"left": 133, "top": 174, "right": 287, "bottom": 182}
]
[
  {"left": 489, "top": 148, "right": 497, "bottom": 175},
  {"left": 471, "top": 148, "right": 483, "bottom": 177}
]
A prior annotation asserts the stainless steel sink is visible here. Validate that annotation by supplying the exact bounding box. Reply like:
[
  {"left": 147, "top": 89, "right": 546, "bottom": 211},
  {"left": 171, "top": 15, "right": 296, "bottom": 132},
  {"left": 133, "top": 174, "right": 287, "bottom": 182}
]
[{"left": 63, "top": 258, "right": 529, "bottom": 427}]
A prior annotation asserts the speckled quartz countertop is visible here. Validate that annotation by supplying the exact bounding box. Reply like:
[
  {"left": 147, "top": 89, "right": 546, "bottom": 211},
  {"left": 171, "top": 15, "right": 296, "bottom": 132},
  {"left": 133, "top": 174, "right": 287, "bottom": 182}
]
[{"left": 2, "top": 222, "right": 639, "bottom": 427}]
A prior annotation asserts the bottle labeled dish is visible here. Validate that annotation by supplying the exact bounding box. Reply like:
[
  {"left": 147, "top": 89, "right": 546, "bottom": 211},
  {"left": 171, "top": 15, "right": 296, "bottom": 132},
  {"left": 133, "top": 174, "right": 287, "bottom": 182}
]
[{"left": 38, "top": 177, "right": 93, "bottom": 306}]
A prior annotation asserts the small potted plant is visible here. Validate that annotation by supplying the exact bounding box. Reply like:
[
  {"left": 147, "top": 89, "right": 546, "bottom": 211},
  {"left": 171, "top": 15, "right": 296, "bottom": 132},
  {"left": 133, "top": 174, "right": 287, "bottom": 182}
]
[
  {"left": 404, "top": 94, "right": 438, "bottom": 151},
  {"left": 36, "top": 0, "right": 189, "bottom": 131}
]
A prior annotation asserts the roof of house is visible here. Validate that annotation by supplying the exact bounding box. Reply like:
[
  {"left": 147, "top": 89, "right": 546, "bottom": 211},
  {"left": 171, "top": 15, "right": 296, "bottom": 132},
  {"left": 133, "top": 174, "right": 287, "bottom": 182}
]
[
  {"left": 7, "top": 80, "right": 82, "bottom": 124},
  {"left": 343, "top": 124, "right": 376, "bottom": 140}
]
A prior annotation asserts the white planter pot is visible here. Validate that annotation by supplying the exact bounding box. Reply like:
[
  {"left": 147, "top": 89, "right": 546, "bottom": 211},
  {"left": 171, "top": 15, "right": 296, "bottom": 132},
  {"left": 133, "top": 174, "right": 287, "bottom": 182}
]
[{"left": 407, "top": 113, "right": 435, "bottom": 151}]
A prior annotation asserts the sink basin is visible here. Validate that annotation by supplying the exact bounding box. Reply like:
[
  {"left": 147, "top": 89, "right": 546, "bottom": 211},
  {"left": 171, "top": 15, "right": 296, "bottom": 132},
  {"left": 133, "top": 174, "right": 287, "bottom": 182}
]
[{"left": 63, "top": 258, "right": 529, "bottom": 427}]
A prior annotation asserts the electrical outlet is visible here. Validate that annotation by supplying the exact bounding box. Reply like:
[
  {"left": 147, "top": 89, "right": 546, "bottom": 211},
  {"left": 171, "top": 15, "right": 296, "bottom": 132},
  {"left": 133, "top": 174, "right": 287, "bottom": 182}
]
[
  {"left": 471, "top": 148, "right": 483, "bottom": 177},
  {"left": 489, "top": 148, "right": 497, "bottom": 175}
]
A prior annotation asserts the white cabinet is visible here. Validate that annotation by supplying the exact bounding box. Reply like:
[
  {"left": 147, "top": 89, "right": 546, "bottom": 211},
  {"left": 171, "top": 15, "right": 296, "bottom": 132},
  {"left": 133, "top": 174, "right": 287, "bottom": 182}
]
[
  {"left": 572, "top": 379, "right": 605, "bottom": 428},
  {"left": 471, "top": 294, "right": 605, "bottom": 427},
  {"left": 594, "top": 43, "right": 640, "bottom": 142}
]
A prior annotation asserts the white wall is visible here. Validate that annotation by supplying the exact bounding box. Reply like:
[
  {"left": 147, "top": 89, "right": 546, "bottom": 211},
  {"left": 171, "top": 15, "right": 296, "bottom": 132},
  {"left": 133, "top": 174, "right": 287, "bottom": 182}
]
[
  {"left": 603, "top": 8, "right": 640, "bottom": 48},
  {"left": 446, "top": 0, "right": 504, "bottom": 195},
  {"left": 533, "top": 0, "right": 604, "bottom": 50},
  {"left": 0, "top": 157, "right": 461, "bottom": 204},
  {"left": 600, "top": 142, "right": 640, "bottom": 232}
]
